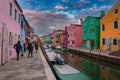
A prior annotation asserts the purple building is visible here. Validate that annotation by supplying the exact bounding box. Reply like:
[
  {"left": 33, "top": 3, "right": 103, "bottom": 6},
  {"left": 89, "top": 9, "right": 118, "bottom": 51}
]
[{"left": 0, "top": 0, "right": 23, "bottom": 65}]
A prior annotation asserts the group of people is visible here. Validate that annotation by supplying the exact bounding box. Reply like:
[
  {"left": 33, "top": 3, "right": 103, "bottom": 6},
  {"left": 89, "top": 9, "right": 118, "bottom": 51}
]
[{"left": 13, "top": 40, "right": 38, "bottom": 61}]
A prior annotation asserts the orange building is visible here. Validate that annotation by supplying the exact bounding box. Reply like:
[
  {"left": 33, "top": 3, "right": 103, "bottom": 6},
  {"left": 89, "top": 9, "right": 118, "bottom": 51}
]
[{"left": 100, "top": 1, "right": 120, "bottom": 51}]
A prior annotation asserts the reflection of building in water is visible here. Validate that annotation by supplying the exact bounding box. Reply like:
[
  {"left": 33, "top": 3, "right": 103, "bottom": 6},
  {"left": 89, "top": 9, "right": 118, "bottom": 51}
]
[
  {"left": 82, "top": 59, "right": 100, "bottom": 80},
  {"left": 100, "top": 65, "right": 120, "bottom": 80}
]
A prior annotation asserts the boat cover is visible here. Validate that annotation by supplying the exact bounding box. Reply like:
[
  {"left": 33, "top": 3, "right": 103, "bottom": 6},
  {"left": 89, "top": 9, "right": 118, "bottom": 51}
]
[
  {"left": 47, "top": 51, "right": 56, "bottom": 61},
  {"left": 54, "top": 64, "right": 80, "bottom": 75}
]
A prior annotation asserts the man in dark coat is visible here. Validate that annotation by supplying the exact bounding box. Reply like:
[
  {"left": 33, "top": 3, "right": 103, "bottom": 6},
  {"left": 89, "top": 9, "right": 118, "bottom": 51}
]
[
  {"left": 27, "top": 42, "right": 34, "bottom": 58},
  {"left": 14, "top": 41, "right": 22, "bottom": 61}
]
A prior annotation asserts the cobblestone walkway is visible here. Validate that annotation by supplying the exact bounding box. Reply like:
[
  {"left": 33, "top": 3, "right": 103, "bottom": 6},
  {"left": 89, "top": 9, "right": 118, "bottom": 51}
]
[{"left": 0, "top": 50, "right": 47, "bottom": 80}]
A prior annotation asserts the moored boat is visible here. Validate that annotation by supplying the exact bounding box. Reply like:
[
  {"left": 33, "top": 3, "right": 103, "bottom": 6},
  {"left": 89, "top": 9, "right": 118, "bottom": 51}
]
[{"left": 45, "top": 48, "right": 92, "bottom": 80}]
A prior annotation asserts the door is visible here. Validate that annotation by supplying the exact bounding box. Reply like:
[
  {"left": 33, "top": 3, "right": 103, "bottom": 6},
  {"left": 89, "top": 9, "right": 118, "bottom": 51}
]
[
  {"left": 2, "top": 24, "right": 8, "bottom": 64},
  {"left": 106, "top": 38, "right": 110, "bottom": 51},
  {"left": 118, "top": 40, "right": 120, "bottom": 50},
  {"left": 87, "top": 40, "right": 90, "bottom": 48}
]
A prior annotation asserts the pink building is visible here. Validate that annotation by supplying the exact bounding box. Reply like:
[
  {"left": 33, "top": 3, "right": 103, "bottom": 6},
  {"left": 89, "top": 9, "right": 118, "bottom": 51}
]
[
  {"left": 0, "top": 0, "right": 23, "bottom": 65},
  {"left": 63, "top": 26, "right": 67, "bottom": 47},
  {"left": 67, "top": 24, "right": 82, "bottom": 47}
]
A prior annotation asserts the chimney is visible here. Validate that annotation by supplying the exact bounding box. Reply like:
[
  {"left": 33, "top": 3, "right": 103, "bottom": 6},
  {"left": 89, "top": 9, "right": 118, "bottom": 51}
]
[
  {"left": 80, "top": 19, "right": 83, "bottom": 25},
  {"left": 100, "top": 11, "right": 105, "bottom": 18}
]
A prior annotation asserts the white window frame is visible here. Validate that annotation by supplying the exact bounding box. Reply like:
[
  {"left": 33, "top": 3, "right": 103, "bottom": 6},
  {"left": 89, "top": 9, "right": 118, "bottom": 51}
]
[{"left": 91, "top": 19, "right": 94, "bottom": 24}]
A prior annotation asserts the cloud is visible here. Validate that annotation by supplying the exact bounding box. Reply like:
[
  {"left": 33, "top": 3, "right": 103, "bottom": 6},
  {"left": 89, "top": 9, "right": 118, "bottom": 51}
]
[
  {"left": 75, "top": 5, "right": 112, "bottom": 19},
  {"left": 99, "top": 0, "right": 105, "bottom": 2},
  {"left": 55, "top": 5, "right": 67, "bottom": 10},
  {"left": 62, "top": 0, "right": 69, "bottom": 2},
  {"left": 23, "top": 10, "right": 79, "bottom": 34},
  {"left": 67, "top": 0, "right": 91, "bottom": 9}
]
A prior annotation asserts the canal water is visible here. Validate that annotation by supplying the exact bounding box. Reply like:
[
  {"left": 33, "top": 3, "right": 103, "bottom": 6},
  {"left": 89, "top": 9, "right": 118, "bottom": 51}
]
[{"left": 58, "top": 51, "right": 120, "bottom": 80}]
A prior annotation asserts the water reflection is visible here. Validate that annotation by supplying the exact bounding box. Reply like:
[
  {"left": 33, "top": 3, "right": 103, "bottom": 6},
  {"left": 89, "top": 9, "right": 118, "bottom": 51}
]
[{"left": 59, "top": 51, "right": 120, "bottom": 80}]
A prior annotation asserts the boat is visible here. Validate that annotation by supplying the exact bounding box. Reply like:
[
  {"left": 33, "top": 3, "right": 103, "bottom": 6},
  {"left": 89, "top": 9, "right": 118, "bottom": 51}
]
[{"left": 45, "top": 48, "right": 92, "bottom": 80}]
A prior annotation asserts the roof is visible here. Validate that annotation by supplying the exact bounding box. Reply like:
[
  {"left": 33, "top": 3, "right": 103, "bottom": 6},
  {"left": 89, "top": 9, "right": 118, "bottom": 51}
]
[
  {"left": 14, "top": 0, "right": 23, "bottom": 12},
  {"left": 70, "top": 24, "right": 81, "bottom": 26},
  {"left": 101, "top": 0, "right": 120, "bottom": 21}
]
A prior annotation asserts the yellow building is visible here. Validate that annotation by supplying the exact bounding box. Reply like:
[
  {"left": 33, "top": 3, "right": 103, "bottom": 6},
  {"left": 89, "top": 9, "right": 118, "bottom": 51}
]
[{"left": 100, "top": 1, "right": 120, "bottom": 51}]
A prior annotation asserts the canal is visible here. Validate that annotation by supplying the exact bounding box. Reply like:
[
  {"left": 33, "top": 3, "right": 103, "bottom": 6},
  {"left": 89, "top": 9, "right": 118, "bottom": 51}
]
[{"left": 56, "top": 50, "right": 120, "bottom": 80}]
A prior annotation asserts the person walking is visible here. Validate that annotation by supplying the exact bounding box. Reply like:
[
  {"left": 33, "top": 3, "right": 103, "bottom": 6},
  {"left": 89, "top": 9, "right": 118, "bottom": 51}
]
[
  {"left": 35, "top": 42, "right": 38, "bottom": 53},
  {"left": 27, "top": 41, "right": 34, "bottom": 58},
  {"left": 14, "top": 41, "right": 22, "bottom": 61}
]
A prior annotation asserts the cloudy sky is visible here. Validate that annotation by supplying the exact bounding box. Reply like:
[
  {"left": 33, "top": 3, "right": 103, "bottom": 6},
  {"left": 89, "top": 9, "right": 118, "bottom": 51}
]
[{"left": 17, "top": 0, "right": 119, "bottom": 35}]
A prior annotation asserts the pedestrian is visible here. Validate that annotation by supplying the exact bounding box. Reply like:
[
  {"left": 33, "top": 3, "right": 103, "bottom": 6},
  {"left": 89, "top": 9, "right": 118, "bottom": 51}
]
[
  {"left": 35, "top": 42, "right": 38, "bottom": 53},
  {"left": 23, "top": 42, "right": 27, "bottom": 52},
  {"left": 14, "top": 41, "right": 22, "bottom": 61},
  {"left": 27, "top": 41, "right": 34, "bottom": 58},
  {"left": 20, "top": 41, "right": 24, "bottom": 56}
]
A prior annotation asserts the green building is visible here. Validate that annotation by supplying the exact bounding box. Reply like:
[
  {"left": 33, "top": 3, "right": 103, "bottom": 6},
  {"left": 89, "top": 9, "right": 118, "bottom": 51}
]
[
  {"left": 82, "top": 11, "right": 105, "bottom": 49},
  {"left": 82, "top": 16, "right": 100, "bottom": 49},
  {"left": 47, "top": 34, "right": 52, "bottom": 46}
]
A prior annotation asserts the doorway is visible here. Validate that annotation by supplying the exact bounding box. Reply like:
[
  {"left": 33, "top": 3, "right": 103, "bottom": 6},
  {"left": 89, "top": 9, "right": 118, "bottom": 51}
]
[{"left": 2, "top": 24, "right": 8, "bottom": 64}]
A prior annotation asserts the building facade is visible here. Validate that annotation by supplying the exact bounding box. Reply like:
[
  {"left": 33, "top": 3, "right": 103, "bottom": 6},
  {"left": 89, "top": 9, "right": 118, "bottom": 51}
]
[
  {"left": 47, "top": 34, "right": 52, "bottom": 46},
  {"left": 82, "top": 11, "right": 105, "bottom": 49},
  {"left": 100, "top": 1, "right": 120, "bottom": 51},
  {"left": 53, "top": 30, "right": 64, "bottom": 47},
  {"left": 67, "top": 24, "right": 82, "bottom": 47},
  {"left": 63, "top": 26, "right": 68, "bottom": 47},
  {"left": 0, "top": 0, "right": 23, "bottom": 65}
]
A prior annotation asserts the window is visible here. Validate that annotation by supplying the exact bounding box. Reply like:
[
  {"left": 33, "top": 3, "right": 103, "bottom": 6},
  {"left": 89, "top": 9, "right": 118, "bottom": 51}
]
[
  {"left": 84, "top": 30, "right": 86, "bottom": 34},
  {"left": 18, "top": 14, "right": 20, "bottom": 23},
  {"left": 102, "top": 38, "right": 105, "bottom": 45},
  {"left": 83, "top": 22, "right": 86, "bottom": 26},
  {"left": 83, "top": 40, "right": 87, "bottom": 44},
  {"left": 91, "top": 19, "right": 94, "bottom": 24},
  {"left": 68, "top": 34, "right": 69, "bottom": 37},
  {"left": 113, "top": 39, "right": 117, "bottom": 45},
  {"left": 90, "top": 28, "right": 94, "bottom": 34},
  {"left": 72, "top": 41, "right": 74, "bottom": 44},
  {"left": 114, "top": 20, "right": 118, "bottom": 29},
  {"left": 15, "top": 9, "right": 17, "bottom": 20},
  {"left": 9, "top": 32, "right": 13, "bottom": 45},
  {"left": 9, "top": 3, "right": 12, "bottom": 16},
  {"left": 102, "top": 24, "right": 105, "bottom": 31},
  {"left": 114, "top": 9, "right": 118, "bottom": 14}
]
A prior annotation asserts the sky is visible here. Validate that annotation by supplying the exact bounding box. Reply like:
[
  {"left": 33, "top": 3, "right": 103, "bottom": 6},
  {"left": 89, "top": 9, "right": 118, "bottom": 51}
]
[{"left": 17, "top": 0, "right": 119, "bottom": 35}]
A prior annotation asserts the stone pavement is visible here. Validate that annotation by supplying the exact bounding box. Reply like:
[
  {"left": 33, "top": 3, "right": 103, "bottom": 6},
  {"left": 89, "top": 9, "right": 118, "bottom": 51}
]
[{"left": 0, "top": 49, "right": 56, "bottom": 80}]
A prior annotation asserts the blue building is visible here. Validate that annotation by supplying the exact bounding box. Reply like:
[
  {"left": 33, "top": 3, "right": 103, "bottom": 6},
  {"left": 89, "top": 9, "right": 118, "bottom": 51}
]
[{"left": 20, "top": 14, "right": 26, "bottom": 53}]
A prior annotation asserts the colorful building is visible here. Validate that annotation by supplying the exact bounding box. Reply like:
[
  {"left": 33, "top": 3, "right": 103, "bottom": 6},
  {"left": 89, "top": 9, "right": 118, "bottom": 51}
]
[
  {"left": 63, "top": 26, "right": 68, "bottom": 47},
  {"left": 25, "top": 22, "right": 32, "bottom": 44},
  {"left": 0, "top": 0, "right": 23, "bottom": 65},
  {"left": 47, "top": 33, "right": 52, "bottom": 46},
  {"left": 53, "top": 30, "right": 64, "bottom": 47},
  {"left": 67, "top": 23, "right": 82, "bottom": 47},
  {"left": 82, "top": 11, "right": 105, "bottom": 49},
  {"left": 100, "top": 1, "right": 120, "bottom": 51}
]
